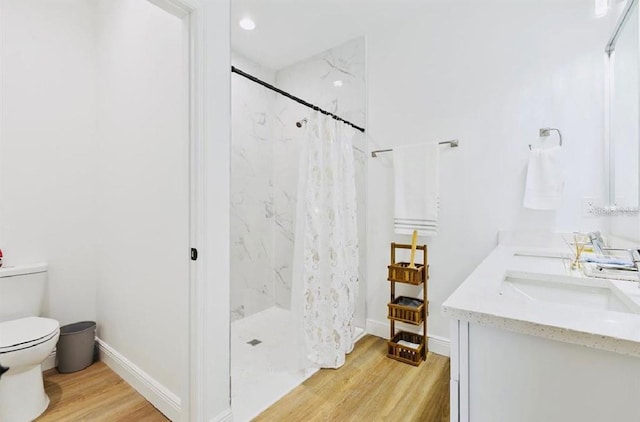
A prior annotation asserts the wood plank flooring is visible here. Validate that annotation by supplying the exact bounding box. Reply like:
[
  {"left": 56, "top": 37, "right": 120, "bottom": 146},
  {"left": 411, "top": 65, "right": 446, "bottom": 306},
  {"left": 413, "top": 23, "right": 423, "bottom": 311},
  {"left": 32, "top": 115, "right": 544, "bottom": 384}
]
[
  {"left": 37, "top": 361, "right": 168, "bottom": 422},
  {"left": 34, "top": 336, "right": 448, "bottom": 422},
  {"left": 254, "top": 335, "right": 450, "bottom": 422}
]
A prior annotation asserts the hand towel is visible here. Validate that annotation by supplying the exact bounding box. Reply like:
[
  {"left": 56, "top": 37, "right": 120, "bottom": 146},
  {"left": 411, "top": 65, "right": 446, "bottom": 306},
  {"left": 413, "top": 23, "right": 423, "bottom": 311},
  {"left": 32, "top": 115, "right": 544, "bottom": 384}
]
[
  {"left": 393, "top": 143, "right": 439, "bottom": 236},
  {"left": 524, "top": 146, "right": 563, "bottom": 210}
]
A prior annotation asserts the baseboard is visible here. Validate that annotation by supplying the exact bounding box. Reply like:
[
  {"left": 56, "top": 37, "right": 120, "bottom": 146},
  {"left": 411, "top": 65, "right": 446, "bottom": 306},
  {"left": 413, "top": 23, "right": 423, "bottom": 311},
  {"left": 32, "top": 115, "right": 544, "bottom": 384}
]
[
  {"left": 354, "top": 326, "right": 367, "bottom": 343},
  {"left": 365, "top": 318, "right": 450, "bottom": 357},
  {"left": 96, "top": 337, "right": 181, "bottom": 421},
  {"left": 210, "top": 409, "right": 233, "bottom": 422},
  {"left": 41, "top": 350, "right": 56, "bottom": 371},
  {"left": 365, "top": 318, "right": 390, "bottom": 339},
  {"left": 428, "top": 334, "right": 451, "bottom": 357}
]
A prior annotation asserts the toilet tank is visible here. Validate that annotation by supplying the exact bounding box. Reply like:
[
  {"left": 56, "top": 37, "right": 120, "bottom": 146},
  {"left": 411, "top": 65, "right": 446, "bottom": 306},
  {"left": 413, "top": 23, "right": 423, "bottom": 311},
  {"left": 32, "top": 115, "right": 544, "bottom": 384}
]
[{"left": 0, "top": 263, "right": 48, "bottom": 322}]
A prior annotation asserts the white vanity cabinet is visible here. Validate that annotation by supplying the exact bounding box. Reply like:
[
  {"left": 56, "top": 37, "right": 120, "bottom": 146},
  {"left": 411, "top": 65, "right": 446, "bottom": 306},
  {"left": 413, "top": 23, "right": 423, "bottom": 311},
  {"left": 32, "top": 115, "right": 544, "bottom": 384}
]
[
  {"left": 449, "top": 319, "right": 640, "bottom": 422},
  {"left": 443, "top": 237, "right": 640, "bottom": 422}
]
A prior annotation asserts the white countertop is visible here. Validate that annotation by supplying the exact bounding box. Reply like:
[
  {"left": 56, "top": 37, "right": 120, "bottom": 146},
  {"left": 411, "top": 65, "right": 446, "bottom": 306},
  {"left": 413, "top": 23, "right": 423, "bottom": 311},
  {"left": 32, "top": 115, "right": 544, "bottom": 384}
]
[{"left": 442, "top": 244, "right": 640, "bottom": 357}]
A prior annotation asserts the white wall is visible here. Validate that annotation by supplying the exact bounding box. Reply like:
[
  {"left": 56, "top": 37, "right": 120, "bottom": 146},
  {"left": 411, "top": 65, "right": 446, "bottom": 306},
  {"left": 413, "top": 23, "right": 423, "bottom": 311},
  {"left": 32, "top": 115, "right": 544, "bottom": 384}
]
[
  {"left": 0, "top": 0, "right": 232, "bottom": 418},
  {"left": 95, "top": 0, "right": 189, "bottom": 412},
  {"left": 366, "top": 1, "right": 610, "bottom": 346},
  {"left": 0, "top": 0, "right": 98, "bottom": 326}
]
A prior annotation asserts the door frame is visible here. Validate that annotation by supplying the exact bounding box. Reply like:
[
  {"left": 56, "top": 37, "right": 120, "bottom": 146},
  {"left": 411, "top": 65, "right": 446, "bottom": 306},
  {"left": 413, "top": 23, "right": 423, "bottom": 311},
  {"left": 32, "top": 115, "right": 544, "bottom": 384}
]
[{"left": 147, "top": 1, "right": 231, "bottom": 421}]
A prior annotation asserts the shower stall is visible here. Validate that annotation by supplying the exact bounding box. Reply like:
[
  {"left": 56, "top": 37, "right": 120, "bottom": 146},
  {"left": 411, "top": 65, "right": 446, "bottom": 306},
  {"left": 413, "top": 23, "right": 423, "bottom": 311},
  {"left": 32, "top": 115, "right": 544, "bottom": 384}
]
[{"left": 230, "top": 37, "right": 367, "bottom": 420}]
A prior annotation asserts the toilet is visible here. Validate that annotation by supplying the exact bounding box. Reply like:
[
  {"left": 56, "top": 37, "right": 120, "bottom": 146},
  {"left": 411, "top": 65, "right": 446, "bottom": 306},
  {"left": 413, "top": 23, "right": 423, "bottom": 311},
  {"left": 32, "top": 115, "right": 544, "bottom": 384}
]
[{"left": 0, "top": 264, "right": 60, "bottom": 422}]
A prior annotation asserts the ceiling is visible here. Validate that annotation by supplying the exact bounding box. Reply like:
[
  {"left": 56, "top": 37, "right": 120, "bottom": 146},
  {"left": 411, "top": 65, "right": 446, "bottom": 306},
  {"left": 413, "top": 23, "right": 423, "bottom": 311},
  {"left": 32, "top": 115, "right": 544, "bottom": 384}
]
[
  {"left": 231, "top": 0, "right": 613, "bottom": 71},
  {"left": 231, "top": 0, "right": 377, "bottom": 70}
]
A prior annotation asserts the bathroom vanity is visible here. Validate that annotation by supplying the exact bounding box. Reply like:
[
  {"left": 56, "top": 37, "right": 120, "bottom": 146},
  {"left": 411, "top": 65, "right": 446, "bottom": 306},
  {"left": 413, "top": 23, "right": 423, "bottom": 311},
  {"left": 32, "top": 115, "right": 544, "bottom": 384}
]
[
  {"left": 443, "top": 0, "right": 640, "bottom": 419},
  {"left": 443, "top": 233, "right": 640, "bottom": 422}
]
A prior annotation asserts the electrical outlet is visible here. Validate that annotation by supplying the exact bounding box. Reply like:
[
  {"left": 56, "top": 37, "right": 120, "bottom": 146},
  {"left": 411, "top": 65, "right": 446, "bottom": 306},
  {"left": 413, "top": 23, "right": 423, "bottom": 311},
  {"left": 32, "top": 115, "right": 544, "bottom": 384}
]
[{"left": 582, "top": 197, "right": 599, "bottom": 217}]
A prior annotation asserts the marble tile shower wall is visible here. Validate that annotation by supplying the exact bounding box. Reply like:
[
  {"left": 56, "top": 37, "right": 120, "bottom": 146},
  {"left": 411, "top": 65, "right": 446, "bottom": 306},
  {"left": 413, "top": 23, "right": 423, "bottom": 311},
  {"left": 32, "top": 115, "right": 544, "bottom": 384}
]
[
  {"left": 231, "top": 53, "right": 277, "bottom": 321},
  {"left": 231, "top": 38, "right": 366, "bottom": 324}
]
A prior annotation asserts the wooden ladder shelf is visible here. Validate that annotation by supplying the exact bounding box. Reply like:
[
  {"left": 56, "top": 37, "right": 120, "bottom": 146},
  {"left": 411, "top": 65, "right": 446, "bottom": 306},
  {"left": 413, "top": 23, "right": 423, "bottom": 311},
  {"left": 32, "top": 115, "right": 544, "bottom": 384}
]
[{"left": 386, "top": 242, "right": 429, "bottom": 366}]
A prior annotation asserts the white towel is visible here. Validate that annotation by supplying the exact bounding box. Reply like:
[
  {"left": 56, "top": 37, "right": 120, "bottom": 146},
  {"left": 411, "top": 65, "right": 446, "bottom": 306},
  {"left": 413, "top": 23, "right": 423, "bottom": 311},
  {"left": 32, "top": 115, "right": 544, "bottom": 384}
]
[
  {"left": 523, "top": 146, "right": 563, "bottom": 210},
  {"left": 393, "top": 143, "right": 439, "bottom": 236},
  {"left": 397, "top": 340, "right": 420, "bottom": 349}
]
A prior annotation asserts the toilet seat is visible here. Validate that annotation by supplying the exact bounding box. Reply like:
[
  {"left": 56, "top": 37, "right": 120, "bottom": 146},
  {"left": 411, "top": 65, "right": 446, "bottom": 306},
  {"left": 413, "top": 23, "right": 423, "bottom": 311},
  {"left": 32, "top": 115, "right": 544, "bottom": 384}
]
[{"left": 0, "top": 317, "right": 60, "bottom": 354}]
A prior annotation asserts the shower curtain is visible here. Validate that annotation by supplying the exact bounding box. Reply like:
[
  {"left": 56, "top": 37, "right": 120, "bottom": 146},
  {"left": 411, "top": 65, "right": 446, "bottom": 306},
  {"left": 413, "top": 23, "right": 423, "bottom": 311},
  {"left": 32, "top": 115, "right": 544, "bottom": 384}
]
[{"left": 292, "top": 110, "right": 359, "bottom": 369}]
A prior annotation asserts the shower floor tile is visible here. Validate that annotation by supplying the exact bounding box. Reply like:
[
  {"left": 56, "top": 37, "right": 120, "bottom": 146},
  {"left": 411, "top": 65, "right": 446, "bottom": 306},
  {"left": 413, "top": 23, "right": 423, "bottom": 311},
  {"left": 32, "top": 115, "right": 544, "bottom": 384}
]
[{"left": 231, "top": 307, "right": 319, "bottom": 422}]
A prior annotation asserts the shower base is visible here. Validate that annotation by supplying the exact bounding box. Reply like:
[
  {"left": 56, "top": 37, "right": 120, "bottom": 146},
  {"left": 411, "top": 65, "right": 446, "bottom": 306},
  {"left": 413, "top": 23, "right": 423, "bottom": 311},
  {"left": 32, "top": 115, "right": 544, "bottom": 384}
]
[{"left": 231, "top": 306, "right": 364, "bottom": 421}]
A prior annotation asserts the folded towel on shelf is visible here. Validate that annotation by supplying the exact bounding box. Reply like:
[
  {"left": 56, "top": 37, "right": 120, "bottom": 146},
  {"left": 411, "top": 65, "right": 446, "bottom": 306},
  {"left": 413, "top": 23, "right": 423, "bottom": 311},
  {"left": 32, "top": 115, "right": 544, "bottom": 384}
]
[
  {"left": 397, "top": 340, "right": 421, "bottom": 349},
  {"left": 393, "top": 143, "right": 439, "bottom": 236},
  {"left": 524, "top": 146, "right": 563, "bottom": 210}
]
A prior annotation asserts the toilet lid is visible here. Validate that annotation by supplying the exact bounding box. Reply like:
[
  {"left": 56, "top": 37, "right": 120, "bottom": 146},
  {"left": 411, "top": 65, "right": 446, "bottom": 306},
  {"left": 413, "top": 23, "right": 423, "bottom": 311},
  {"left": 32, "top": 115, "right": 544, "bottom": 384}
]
[{"left": 0, "top": 317, "right": 59, "bottom": 352}]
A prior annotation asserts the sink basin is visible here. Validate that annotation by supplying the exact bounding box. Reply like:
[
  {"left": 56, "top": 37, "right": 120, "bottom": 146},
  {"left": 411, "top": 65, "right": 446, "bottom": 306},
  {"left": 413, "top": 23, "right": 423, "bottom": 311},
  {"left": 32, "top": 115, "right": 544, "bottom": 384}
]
[{"left": 500, "top": 273, "right": 637, "bottom": 314}]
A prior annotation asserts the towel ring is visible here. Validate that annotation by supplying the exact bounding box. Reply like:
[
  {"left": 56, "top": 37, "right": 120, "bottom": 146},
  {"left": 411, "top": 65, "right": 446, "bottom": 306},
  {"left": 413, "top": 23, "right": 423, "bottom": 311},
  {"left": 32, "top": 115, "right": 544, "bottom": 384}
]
[{"left": 529, "top": 128, "right": 562, "bottom": 150}]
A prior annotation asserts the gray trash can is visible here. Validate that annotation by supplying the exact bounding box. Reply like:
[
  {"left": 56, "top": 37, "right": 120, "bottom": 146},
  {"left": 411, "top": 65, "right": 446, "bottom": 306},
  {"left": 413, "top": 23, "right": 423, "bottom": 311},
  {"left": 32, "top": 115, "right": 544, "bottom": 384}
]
[{"left": 56, "top": 321, "right": 96, "bottom": 373}]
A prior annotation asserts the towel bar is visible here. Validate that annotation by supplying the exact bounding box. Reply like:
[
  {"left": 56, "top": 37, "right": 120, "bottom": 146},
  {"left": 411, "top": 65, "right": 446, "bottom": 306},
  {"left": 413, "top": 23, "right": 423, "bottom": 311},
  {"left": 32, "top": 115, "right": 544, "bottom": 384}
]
[{"left": 371, "top": 139, "right": 459, "bottom": 158}]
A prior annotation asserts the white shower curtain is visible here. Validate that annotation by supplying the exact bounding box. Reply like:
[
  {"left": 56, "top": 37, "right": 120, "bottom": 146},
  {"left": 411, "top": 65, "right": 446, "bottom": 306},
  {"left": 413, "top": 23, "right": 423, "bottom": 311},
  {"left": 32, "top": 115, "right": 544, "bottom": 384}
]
[{"left": 291, "top": 110, "right": 359, "bottom": 369}]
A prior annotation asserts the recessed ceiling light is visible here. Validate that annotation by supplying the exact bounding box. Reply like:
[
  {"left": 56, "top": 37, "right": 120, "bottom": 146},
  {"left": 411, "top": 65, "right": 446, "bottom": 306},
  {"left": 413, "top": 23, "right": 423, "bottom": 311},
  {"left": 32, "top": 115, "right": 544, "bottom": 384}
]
[
  {"left": 333, "top": 80, "right": 344, "bottom": 87},
  {"left": 239, "top": 17, "right": 256, "bottom": 31}
]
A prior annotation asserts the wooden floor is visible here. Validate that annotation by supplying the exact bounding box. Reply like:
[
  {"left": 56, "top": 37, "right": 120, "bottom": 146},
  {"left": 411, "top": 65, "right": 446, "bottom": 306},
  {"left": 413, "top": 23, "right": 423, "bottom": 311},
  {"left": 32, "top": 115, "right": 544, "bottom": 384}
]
[
  {"left": 35, "top": 336, "right": 448, "bottom": 422},
  {"left": 254, "top": 335, "right": 450, "bottom": 422},
  {"left": 37, "top": 362, "right": 168, "bottom": 422}
]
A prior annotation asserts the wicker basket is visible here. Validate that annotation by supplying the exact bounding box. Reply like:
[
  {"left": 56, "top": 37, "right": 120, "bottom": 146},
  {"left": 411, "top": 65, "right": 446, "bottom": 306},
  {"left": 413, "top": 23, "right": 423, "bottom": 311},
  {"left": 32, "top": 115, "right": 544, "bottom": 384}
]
[
  {"left": 387, "top": 296, "right": 425, "bottom": 325},
  {"left": 387, "top": 262, "right": 427, "bottom": 285},
  {"left": 387, "top": 331, "right": 425, "bottom": 366}
]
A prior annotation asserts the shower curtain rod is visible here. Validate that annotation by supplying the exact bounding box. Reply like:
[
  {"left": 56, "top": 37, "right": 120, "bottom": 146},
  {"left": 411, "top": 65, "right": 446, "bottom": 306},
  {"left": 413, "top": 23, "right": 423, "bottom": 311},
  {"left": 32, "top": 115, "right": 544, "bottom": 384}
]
[{"left": 231, "top": 66, "right": 366, "bottom": 133}]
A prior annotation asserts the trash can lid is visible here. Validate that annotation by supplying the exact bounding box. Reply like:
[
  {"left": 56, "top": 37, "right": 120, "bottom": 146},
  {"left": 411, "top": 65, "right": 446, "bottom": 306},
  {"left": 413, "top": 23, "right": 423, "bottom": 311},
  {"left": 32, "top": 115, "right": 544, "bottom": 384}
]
[{"left": 60, "top": 321, "right": 96, "bottom": 335}]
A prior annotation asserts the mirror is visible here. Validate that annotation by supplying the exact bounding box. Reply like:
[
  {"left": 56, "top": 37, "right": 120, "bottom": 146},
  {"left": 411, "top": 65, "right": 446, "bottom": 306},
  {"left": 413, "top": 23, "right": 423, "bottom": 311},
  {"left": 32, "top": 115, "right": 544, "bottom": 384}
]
[{"left": 607, "top": 0, "right": 640, "bottom": 210}]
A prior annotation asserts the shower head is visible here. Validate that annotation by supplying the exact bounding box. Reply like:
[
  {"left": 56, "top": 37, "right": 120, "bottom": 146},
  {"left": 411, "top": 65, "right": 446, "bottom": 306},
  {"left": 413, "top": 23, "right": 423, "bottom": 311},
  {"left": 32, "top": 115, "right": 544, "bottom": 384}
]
[{"left": 296, "top": 118, "right": 308, "bottom": 128}]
